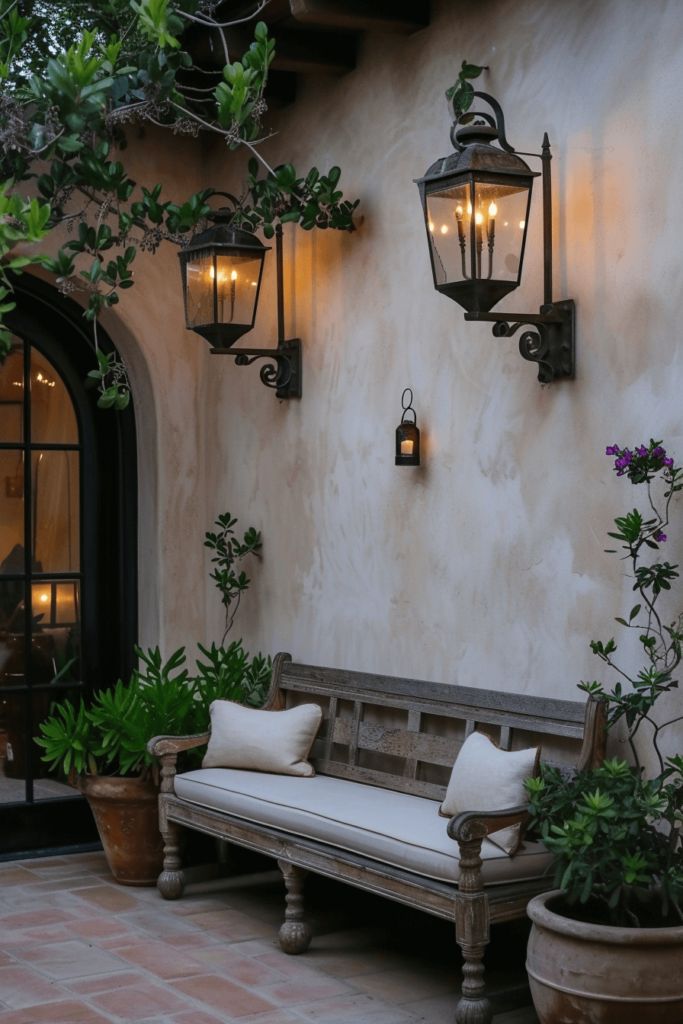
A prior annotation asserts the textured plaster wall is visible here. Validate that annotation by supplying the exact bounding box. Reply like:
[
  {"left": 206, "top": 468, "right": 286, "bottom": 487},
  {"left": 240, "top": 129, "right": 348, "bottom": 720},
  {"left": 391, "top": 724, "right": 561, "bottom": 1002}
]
[{"left": 186, "top": 0, "right": 683, "bottom": 717}]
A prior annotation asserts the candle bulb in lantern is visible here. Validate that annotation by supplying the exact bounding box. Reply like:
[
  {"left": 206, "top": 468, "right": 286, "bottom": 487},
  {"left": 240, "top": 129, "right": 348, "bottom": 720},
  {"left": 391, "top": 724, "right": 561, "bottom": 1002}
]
[
  {"left": 475, "top": 210, "right": 484, "bottom": 277},
  {"left": 229, "top": 269, "right": 237, "bottom": 321},
  {"left": 455, "top": 203, "right": 467, "bottom": 275},
  {"left": 486, "top": 200, "right": 497, "bottom": 278},
  {"left": 400, "top": 439, "right": 414, "bottom": 456}
]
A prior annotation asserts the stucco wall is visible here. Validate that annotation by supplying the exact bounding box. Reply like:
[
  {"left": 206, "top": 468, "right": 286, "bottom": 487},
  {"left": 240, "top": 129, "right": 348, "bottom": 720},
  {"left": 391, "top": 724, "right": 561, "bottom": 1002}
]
[{"left": 177, "top": 0, "right": 683, "bottom": 719}]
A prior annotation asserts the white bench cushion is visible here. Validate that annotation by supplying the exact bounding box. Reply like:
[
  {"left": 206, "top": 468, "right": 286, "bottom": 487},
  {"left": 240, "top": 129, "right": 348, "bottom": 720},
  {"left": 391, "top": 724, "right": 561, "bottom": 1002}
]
[{"left": 174, "top": 768, "right": 553, "bottom": 886}]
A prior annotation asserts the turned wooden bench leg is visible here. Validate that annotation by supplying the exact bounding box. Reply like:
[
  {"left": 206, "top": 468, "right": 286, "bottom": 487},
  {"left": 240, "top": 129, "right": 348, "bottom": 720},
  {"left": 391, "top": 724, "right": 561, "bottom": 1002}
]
[
  {"left": 277, "top": 860, "right": 312, "bottom": 954},
  {"left": 156, "top": 755, "right": 185, "bottom": 900},
  {"left": 454, "top": 832, "right": 492, "bottom": 1024}
]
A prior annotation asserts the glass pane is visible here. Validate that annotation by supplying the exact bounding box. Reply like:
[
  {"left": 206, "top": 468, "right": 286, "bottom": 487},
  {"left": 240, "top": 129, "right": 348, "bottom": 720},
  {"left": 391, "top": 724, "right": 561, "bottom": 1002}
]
[
  {"left": 0, "top": 450, "right": 25, "bottom": 575},
  {"left": 0, "top": 337, "right": 24, "bottom": 443},
  {"left": 185, "top": 248, "right": 215, "bottom": 328},
  {"left": 426, "top": 181, "right": 530, "bottom": 285},
  {"left": 473, "top": 181, "right": 530, "bottom": 282},
  {"left": 215, "top": 253, "right": 262, "bottom": 327},
  {"left": 32, "top": 450, "right": 80, "bottom": 572},
  {"left": 0, "top": 577, "right": 26, "bottom": 793},
  {"left": 30, "top": 348, "right": 78, "bottom": 444},
  {"left": 31, "top": 580, "right": 82, "bottom": 683},
  {"left": 426, "top": 182, "right": 471, "bottom": 286}
]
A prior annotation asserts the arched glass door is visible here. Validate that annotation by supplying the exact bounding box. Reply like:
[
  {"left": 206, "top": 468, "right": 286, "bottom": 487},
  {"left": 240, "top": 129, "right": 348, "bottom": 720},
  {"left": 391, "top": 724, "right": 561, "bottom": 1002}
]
[{"left": 0, "top": 278, "right": 137, "bottom": 854}]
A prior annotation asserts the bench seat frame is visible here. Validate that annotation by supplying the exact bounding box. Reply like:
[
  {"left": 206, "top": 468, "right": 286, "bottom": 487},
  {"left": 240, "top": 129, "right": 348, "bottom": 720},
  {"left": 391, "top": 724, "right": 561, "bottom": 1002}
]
[{"left": 149, "top": 653, "right": 606, "bottom": 1024}]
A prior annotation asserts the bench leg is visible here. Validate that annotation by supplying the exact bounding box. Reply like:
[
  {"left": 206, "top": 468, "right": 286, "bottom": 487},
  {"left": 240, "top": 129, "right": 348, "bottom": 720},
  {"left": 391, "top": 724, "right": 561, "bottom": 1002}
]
[
  {"left": 454, "top": 833, "right": 492, "bottom": 1024},
  {"left": 157, "top": 816, "right": 185, "bottom": 900},
  {"left": 277, "top": 860, "right": 312, "bottom": 954}
]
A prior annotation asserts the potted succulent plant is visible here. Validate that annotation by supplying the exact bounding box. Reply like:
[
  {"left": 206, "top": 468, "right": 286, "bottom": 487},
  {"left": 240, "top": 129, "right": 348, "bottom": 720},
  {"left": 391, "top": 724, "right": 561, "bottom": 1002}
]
[
  {"left": 35, "top": 511, "right": 271, "bottom": 884},
  {"left": 524, "top": 440, "right": 683, "bottom": 1023}
]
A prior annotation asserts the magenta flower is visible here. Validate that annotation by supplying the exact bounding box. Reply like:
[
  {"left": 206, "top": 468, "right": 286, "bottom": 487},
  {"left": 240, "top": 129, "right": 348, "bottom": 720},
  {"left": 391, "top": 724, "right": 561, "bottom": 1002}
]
[{"left": 654, "top": 531, "right": 667, "bottom": 543}]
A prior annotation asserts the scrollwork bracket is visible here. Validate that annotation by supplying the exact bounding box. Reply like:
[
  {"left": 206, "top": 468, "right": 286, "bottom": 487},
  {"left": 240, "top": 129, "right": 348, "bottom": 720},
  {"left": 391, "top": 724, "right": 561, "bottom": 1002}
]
[
  {"left": 465, "top": 299, "right": 575, "bottom": 384},
  {"left": 210, "top": 339, "right": 302, "bottom": 399}
]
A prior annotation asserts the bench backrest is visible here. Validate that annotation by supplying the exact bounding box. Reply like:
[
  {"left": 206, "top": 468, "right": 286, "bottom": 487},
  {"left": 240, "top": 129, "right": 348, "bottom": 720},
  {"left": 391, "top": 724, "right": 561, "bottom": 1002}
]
[{"left": 265, "top": 654, "right": 606, "bottom": 801}]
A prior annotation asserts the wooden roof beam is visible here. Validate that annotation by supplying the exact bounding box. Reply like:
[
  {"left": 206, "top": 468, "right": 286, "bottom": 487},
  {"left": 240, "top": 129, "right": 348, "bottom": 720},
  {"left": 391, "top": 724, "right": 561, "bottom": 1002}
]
[{"left": 288, "top": 0, "right": 430, "bottom": 35}]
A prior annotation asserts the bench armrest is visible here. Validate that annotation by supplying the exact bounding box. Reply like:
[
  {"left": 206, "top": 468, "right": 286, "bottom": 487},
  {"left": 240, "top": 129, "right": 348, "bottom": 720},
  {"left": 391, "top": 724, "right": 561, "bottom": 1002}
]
[
  {"left": 447, "top": 803, "right": 529, "bottom": 844},
  {"left": 147, "top": 733, "right": 210, "bottom": 757}
]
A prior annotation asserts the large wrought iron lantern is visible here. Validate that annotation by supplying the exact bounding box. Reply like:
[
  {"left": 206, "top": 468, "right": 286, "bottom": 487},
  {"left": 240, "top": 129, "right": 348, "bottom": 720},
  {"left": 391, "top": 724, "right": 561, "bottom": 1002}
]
[
  {"left": 179, "top": 193, "right": 302, "bottom": 399},
  {"left": 415, "top": 91, "right": 575, "bottom": 384},
  {"left": 179, "top": 215, "right": 268, "bottom": 349}
]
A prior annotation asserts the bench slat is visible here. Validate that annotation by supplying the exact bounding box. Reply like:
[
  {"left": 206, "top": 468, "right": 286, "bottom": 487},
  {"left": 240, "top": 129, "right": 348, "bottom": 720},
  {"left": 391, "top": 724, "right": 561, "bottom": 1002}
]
[
  {"left": 332, "top": 717, "right": 458, "bottom": 768},
  {"left": 281, "top": 662, "right": 587, "bottom": 724}
]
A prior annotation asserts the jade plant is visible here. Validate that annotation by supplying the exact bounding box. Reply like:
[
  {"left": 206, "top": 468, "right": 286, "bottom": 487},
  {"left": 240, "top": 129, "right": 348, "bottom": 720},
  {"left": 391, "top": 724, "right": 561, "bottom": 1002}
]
[
  {"left": 0, "top": 1, "right": 359, "bottom": 408},
  {"left": 526, "top": 440, "right": 683, "bottom": 927}
]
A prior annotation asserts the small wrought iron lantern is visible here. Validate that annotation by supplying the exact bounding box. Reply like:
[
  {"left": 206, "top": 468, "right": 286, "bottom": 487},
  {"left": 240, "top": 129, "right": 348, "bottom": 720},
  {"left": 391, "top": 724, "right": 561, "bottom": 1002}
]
[
  {"left": 395, "top": 388, "right": 420, "bottom": 466},
  {"left": 179, "top": 192, "right": 302, "bottom": 399},
  {"left": 415, "top": 89, "right": 575, "bottom": 384}
]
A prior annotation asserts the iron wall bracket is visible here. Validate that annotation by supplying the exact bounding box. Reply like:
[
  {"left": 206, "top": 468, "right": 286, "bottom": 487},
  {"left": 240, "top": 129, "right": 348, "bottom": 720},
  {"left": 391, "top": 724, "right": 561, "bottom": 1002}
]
[
  {"left": 210, "top": 338, "right": 302, "bottom": 399},
  {"left": 464, "top": 299, "right": 575, "bottom": 384}
]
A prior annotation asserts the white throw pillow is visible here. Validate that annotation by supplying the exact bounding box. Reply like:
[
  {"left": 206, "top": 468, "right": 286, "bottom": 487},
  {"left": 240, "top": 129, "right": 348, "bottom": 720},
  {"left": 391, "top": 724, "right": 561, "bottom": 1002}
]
[
  {"left": 202, "top": 701, "right": 323, "bottom": 777},
  {"left": 439, "top": 731, "right": 539, "bottom": 855}
]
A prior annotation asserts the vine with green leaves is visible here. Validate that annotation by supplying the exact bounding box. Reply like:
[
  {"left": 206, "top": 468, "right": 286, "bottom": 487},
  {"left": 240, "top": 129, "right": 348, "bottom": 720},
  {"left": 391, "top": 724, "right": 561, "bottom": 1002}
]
[{"left": 0, "top": 1, "right": 359, "bottom": 409}]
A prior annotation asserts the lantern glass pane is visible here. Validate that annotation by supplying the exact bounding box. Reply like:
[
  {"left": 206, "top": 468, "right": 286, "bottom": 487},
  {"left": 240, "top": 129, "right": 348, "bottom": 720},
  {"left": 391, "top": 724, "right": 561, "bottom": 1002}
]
[
  {"left": 184, "top": 249, "right": 215, "bottom": 329},
  {"left": 425, "top": 182, "right": 471, "bottom": 286},
  {"left": 426, "top": 181, "right": 530, "bottom": 286},
  {"left": 214, "top": 253, "right": 262, "bottom": 328},
  {"left": 472, "top": 181, "right": 530, "bottom": 282}
]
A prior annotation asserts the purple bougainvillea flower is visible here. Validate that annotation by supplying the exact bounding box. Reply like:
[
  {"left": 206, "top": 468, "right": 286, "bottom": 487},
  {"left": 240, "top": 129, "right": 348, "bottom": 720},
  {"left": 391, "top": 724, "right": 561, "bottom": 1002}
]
[
  {"left": 653, "top": 446, "right": 665, "bottom": 459},
  {"left": 605, "top": 445, "right": 619, "bottom": 456},
  {"left": 664, "top": 457, "right": 674, "bottom": 469},
  {"left": 654, "top": 531, "right": 667, "bottom": 543},
  {"left": 636, "top": 446, "right": 649, "bottom": 457}
]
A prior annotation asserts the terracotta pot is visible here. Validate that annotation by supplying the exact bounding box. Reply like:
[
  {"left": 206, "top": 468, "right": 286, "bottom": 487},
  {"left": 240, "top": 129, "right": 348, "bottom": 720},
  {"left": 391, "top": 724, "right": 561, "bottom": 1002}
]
[
  {"left": 78, "top": 774, "right": 163, "bottom": 886},
  {"left": 527, "top": 890, "right": 683, "bottom": 1024}
]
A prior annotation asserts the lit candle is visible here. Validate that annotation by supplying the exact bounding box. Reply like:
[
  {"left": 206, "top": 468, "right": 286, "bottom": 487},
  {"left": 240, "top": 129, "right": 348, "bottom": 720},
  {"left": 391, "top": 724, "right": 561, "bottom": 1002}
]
[
  {"left": 440, "top": 224, "right": 449, "bottom": 235},
  {"left": 486, "top": 201, "right": 497, "bottom": 277},
  {"left": 229, "top": 269, "right": 237, "bottom": 321},
  {"left": 455, "top": 204, "right": 466, "bottom": 244},
  {"left": 400, "top": 439, "right": 414, "bottom": 456},
  {"left": 475, "top": 210, "right": 484, "bottom": 276}
]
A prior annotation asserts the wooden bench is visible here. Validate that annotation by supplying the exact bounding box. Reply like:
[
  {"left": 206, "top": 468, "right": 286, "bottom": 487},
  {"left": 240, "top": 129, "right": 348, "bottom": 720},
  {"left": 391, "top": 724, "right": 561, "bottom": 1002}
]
[{"left": 149, "top": 653, "right": 606, "bottom": 1024}]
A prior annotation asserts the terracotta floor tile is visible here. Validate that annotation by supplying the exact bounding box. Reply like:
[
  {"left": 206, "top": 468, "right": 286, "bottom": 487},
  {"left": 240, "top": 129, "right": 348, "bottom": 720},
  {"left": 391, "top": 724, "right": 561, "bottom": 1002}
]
[
  {"left": 72, "top": 885, "right": 143, "bottom": 913},
  {"left": 294, "top": 993, "right": 417, "bottom": 1022},
  {"left": 189, "top": 946, "right": 288, "bottom": 987},
  {"left": 0, "top": 908, "right": 72, "bottom": 930},
  {"left": 261, "top": 976, "right": 353, "bottom": 1009},
  {"left": 0, "top": 963, "right": 65, "bottom": 1008},
  {"left": 90, "top": 980, "right": 194, "bottom": 1020},
  {"left": 65, "top": 969, "right": 147, "bottom": 994},
  {"left": 113, "top": 939, "right": 209, "bottom": 979},
  {"left": 0, "top": 999, "right": 114, "bottom": 1023},
  {"left": 12, "top": 938, "right": 128, "bottom": 980},
  {"left": 350, "top": 967, "right": 458, "bottom": 1004},
  {"left": 174, "top": 973, "right": 278, "bottom": 1018},
  {"left": 166, "top": 1011, "right": 232, "bottom": 1024},
  {"left": 0, "top": 867, "right": 39, "bottom": 885}
]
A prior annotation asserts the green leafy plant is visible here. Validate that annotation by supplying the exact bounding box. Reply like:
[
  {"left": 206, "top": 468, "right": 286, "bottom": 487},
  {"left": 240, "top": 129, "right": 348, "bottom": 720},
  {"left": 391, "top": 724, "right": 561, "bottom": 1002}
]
[
  {"left": 36, "top": 507, "right": 271, "bottom": 778},
  {"left": 526, "top": 440, "right": 683, "bottom": 927},
  {"left": 36, "top": 644, "right": 194, "bottom": 778},
  {"left": 0, "top": 3, "right": 359, "bottom": 406},
  {"left": 192, "top": 640, "right": 271, "bottom": 724},
  {"left": 204, "top": 511, "right": 262, "bottom": 645},
  {"left": 445, "top": 60, "right": 487, "bottom": 118}
]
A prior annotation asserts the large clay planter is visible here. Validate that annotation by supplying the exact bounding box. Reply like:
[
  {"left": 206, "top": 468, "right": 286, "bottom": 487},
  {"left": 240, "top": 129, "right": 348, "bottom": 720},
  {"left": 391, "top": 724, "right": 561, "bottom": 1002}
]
[
  {"left": 78, "top": 775, "right": 163, "bottom": 886},
  {"left": 527, "top": 890, "right": 683, "bottom": 1023}
]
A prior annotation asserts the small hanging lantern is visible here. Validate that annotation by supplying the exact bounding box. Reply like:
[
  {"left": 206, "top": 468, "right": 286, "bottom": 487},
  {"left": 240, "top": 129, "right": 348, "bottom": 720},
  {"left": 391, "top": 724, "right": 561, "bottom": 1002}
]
[
  {"left": 178, "top": 198, "right": 269, "bottom": 350},
  {"left": 395, "top": 388, "right": 420, "bottom": 466}
]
